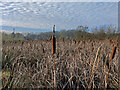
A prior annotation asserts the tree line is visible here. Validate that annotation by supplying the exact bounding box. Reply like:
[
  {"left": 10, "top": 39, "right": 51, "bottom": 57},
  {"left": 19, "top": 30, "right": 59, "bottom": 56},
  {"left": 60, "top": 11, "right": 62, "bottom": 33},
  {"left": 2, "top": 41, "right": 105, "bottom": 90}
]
[{"left": 1, "top": 25, "right": 120, "bottom": 41}]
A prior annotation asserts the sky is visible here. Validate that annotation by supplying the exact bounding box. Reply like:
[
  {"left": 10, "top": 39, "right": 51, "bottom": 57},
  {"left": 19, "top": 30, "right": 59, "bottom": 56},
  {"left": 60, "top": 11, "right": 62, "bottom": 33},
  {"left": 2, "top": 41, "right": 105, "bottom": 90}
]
[
  {"left": 1, "top": 0, "right": 120, "bottom": 2},
  {"left": 0, "top": 1, "right": 118, "bottom": 33}
]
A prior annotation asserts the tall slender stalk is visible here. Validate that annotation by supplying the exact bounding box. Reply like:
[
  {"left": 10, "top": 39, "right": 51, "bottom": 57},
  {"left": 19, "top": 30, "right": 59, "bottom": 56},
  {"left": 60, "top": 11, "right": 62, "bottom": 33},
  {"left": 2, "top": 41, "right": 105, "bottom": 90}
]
[
  {"left": 105, "top": 46, "right": 117, "bottom": 88},
  {"left": 52, "top": 25, "right": 56, "bottom": 88},
  {"left": 88, "top": 46, "right": 101, "bottom": 88}
]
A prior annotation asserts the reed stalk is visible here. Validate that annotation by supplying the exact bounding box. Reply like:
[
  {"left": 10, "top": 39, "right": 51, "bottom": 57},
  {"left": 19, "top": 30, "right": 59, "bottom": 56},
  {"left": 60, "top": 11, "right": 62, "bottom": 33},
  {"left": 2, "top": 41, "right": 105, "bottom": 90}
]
[
  {"left": 105, "top": 46, "right": 117, "bottom": 88},
  {"left": 88, "top": 46, "right": 101, "bottom": 88},
  {"left": 52, "top": 25, "right": 56, "bottom": 88}
]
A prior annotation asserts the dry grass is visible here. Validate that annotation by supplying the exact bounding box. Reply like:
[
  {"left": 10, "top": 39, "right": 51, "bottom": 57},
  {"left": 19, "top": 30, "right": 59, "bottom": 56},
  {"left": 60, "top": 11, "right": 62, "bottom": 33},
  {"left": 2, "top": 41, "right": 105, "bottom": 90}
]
[{"left": 2, "top": 39, "right": 119, "bottom": 89}]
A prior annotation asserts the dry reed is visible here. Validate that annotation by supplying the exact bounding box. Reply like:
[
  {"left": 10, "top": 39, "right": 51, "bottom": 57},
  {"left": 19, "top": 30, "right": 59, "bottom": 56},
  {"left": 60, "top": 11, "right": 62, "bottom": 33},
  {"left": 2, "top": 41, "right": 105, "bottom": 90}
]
[
  {"left": 105, "top": 45, "right": 117, "bottom": 88},
  {"left": 52, "top": 25, "right": 56, "bottom": 88},
  {"left": 88, "top": 46, "right": 101, "bottom": 88},
  {"left": 2, "top": 35, "right": 119, "bottom": 89}
]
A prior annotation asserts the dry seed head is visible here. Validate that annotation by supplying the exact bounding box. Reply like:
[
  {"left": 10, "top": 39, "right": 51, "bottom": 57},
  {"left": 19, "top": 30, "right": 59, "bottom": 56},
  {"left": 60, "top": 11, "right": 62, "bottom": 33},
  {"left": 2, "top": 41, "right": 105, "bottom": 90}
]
[
  {"left": 91, "top": 42, "right": 93, "bottom": 47},
  {"left": 111, "top": 46, "right": 117, "bottom": 60},
  {"left": 49, "top": 36, "right": 52, "bottom": 41},
  {"left": 52, "top": 25, "right": 56, "bottom": 54},
  {"left": 42, "top": 48, "right": 45, "bottom": 53},
  {"left": 53, "top": 25, "right": 55, "bottom": 34},
  {"left": 52, "top": 36, "right": 56, "bottom": 54},
  {"left": 92, "top": 47, "right": 94, "bottom": 52}
]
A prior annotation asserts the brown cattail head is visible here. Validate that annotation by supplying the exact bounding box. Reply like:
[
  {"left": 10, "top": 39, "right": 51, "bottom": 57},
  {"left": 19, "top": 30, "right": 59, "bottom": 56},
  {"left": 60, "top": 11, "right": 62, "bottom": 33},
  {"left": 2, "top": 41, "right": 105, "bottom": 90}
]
[
  {"left": 52, "top": 36, "right": 56, "bottom": 54},
  {"left": 42, "top": 48, "right": 45, "bottom": 53},
  {"left": 91, "top": 42, "right": 93, "bottom": 47},
  {"left": 49, "top": 36, "right": 52, "bottom": 41},
  {"left": 92, "top": 47, "right": 94, "bottom": 52},
  {"left": 52, "top": 25, "right": 56, "bottom": 54},
  {"left": 53, "top": 25, "right": 55, "bottom": 35},
  {"left": 111, "top": 46, "right": 117, "bottom": 60}
]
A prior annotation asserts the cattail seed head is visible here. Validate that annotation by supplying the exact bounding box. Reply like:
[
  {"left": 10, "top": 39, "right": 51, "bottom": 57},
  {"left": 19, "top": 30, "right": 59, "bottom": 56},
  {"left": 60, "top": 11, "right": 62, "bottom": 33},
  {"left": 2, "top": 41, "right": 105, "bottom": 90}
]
[
  {"left": 42, "top": 48, "right": 45, "bottom": 53},
  {"left": 92, "top": 47, "right": 94, "bottom": 52},
  {"left": 91, "top": 42, "right": 93, "bottom": 47},
  {"left": 49, "top": 36, "right": 52, "bottom": 41},
  {"left": 111, "top": 46, "right": 117, "bottom": 60},
  {"left": 53, "top": 25, "right": 55, "bottom": 35},
  {"left": 52, "top": 25, "right": 56, "bottom": 54},
  {"left": 52, "top": 36, "right": 56, "bottom": 54}
]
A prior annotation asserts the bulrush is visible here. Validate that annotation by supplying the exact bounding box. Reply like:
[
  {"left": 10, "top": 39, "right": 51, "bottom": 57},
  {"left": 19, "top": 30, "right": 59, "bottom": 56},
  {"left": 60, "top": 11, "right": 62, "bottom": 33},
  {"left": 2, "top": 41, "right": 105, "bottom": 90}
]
[
  {"left": 52, "top": 25, "right": 56, "bottom": 54},
  {"left": 92, "top": 47, "right": 94, "bottom": 52},
  {"left": 49, "top": 36, "right": 52, "bottom": 41},
  {"left": 52, "top": 25, "right": 56, "bottom": 88},
  {"left": 111, "top": 46, "right": 117, "bottom": 60},
  {"left": 52, "top": 36, "right": 56, "bottom": 54},
  {"left": 105, "top": 45, "right": 117, "bottom": 88}
]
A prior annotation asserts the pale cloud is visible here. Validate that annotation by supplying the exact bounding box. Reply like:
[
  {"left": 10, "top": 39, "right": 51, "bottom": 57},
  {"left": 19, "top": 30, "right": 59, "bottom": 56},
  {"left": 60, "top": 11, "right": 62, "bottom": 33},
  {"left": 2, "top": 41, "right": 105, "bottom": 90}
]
[
  {"left": 1, "top": 0, "right": 120, "bottom": 2},
  {"left": 0, "top": 2, "right": 118, "bottom": 30}
]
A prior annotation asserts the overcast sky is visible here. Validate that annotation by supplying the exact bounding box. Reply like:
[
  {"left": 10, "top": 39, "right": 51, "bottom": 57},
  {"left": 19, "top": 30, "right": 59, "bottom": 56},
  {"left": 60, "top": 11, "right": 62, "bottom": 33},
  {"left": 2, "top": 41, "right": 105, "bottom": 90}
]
[{"left": 0, "top": 1, "right": 118, "bottom": 32}]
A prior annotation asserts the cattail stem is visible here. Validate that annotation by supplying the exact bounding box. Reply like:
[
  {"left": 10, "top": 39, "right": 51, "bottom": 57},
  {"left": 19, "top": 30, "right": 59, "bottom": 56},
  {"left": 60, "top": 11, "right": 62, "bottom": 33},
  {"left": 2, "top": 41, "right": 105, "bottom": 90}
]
[
  {"left": 52, "top": 25, "right": 56, "bottom": 88},
  {"left": 53, "top": 54, "right": 56, "bottom": 88},
  {"left": 105, "top": 46, "right": 117, "bottom": 88}
]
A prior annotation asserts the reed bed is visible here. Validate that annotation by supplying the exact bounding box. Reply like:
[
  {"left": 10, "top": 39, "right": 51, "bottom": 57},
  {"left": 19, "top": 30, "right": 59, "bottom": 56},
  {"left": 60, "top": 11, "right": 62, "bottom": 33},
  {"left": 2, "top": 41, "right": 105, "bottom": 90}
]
[{"left": 2, "top": 38, "right": 119, "bottom": 89}]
